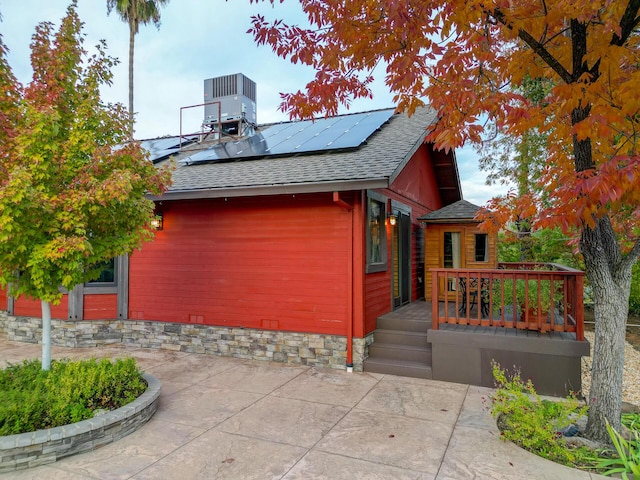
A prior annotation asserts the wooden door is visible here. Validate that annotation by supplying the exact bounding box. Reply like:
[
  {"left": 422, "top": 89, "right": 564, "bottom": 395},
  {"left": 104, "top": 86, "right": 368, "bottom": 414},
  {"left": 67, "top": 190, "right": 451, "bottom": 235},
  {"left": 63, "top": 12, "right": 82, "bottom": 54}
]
[{"left": 439, "top": 229, "right": 464, "bottom": 301}]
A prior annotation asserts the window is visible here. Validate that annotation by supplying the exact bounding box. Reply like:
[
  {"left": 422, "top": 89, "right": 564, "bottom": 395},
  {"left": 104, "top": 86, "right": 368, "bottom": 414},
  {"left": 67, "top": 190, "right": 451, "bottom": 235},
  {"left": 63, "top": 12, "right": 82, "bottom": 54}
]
[
  {"left": 366, "top": 191, "right": 387, "bottom": 273},
  {"left": 475, "top": 234, "right": 489, "bottom": 262},
  {"left": 67, "top": 256, "right": 128, "bottom": 320},
  {"left": 87, "top": 258, "right": 117, "bottom": 286},
  {"left": 443, "top": 232, "right": 461, "bottom": 268}
]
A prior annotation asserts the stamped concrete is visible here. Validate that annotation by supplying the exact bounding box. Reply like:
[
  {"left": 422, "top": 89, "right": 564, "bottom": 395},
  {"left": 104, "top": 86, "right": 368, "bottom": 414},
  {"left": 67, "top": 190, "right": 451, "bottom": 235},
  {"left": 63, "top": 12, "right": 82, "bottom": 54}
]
[{"left": 0, "top": 334, "right": 608, "bottom": 480}]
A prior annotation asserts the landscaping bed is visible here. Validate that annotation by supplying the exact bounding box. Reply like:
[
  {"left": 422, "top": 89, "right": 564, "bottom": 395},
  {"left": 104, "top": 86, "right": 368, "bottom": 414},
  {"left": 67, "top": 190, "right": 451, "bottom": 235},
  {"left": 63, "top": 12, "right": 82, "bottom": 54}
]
[
  {"left": 492, "top": 362, "right": 640, "bottom": 478},
  {"left": 0, "top": 358, "right": 161, "bottom": 472}
]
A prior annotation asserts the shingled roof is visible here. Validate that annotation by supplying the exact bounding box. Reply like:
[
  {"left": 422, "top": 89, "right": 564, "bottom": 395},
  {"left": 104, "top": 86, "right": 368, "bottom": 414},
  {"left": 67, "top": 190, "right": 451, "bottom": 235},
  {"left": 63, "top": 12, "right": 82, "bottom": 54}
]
[
  {"left": 148, "top": 106, "right": 461, "bottom": 203},
  {"left": 418, "top": 199, "right": 482, "bottom": 223}
]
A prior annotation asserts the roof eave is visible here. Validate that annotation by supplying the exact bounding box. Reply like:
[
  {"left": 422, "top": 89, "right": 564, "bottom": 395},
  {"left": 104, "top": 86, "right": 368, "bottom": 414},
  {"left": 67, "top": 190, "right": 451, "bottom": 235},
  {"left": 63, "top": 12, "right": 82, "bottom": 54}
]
[
  {"left": 148, "top": 178, "right": 390, "bottom": 201},
  {"left": 419, "top": 218, "right": 481, "bottom": 224}
]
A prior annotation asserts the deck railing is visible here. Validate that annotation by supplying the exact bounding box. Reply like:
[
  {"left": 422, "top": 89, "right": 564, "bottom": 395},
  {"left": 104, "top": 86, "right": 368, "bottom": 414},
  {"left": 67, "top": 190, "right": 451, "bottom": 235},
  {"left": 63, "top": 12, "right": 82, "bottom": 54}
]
[{"left": 430, "top": 262, "right": 585, "bottom": 341}]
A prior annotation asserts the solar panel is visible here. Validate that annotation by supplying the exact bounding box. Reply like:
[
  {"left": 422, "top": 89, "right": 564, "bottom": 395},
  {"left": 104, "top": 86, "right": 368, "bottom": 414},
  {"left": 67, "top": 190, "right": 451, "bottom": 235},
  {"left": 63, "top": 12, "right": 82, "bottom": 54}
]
[
  {"left": 180, "top": 109, "right": 395, "bottom": 166},
  {"left": 141, "top": 135, "right": 198, "bottom": 163}
]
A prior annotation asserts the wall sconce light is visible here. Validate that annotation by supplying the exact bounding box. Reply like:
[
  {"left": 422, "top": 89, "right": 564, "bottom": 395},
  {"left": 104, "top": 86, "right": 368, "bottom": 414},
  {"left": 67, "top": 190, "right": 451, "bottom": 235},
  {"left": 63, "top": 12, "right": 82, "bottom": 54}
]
[
  {"left": 388, "top": 213, "right": 398, "bottom": 226},
  {"left": 151, "top": 212, "right": 163, "bottom": 231}
]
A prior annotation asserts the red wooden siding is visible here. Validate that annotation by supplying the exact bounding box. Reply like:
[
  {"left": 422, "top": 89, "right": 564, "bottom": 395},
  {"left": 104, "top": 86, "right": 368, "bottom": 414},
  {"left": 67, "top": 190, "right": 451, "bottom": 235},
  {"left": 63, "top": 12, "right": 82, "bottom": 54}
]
[
  {"left": 129, "top": 193, "right": 352, "bottom": 335},
  {"left": 83, "top": 294, "right": 117, "bottom": 320},
  {"left": 364, "top": 264, "right": 392, "bottom": 334},
  {"left": 390, "top": 146, "right": 442, "bottom": 211},
  {"left": 363, "top": 145, "right": 445, "bottom": 334},
  {"left": 0, "top": 291, "right": 6, "bottom": 311},
  {"left": 14, "top": 296, "right": 68, "bottom": 320}
]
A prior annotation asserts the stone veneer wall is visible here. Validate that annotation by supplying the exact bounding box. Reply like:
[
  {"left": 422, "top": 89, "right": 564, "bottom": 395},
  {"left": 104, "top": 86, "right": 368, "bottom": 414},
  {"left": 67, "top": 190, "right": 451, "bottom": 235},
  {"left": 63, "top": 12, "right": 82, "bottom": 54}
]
[{"left": 0, "top": 312, "right": 374, "bottom": 372}]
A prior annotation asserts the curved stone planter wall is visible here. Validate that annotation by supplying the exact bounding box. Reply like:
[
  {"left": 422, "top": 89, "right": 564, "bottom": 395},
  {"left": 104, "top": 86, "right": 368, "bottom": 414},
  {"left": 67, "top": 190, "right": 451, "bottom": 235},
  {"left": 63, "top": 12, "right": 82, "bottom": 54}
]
[{"left": 0, "top": 373, "right": 160, "bottom": 473}]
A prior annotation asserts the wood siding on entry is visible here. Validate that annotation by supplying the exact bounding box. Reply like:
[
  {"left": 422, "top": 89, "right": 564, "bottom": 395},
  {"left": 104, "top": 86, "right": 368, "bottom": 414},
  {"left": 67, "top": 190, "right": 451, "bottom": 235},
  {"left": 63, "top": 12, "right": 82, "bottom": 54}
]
[
  {"left": 423, "top": 222, "right": 498, "bottom": 299},
  {"left": 129, "top": 193, "right": 352, "bottom": 335}
]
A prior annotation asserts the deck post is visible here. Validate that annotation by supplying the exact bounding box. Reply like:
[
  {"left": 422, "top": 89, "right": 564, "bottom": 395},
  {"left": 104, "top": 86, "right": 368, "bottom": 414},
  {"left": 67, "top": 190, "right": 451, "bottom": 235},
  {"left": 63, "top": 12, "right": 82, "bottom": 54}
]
[
  {"left": 431, "top": 270, "right": 439, "bottom": 330},
  {"left": 575, "top": 274, "right": 585, "bottom": 341}
]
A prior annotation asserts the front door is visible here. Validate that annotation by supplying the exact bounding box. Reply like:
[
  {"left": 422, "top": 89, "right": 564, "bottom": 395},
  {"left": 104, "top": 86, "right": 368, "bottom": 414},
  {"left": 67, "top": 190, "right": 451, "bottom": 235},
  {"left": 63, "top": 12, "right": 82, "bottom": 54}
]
[
  {"left": 440, "top": 230, "right": 463, "bottom": 300},
  {"left": 392, "top": 211, "right": 411, "bottom": 308}
]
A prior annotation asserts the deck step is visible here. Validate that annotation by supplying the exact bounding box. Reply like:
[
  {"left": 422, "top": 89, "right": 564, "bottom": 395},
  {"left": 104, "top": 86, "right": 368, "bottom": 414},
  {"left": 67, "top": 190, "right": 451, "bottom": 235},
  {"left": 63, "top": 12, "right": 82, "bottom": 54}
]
[
  {"left": 373, "top": 329, "right": 429, "bottom": 348},
  {"left": 366, "top": 302, "right": 433, "bottom": 379},
  {"left": 367, "top": 343, "right": 432, "bottom": 364},
  {"left": 363, "top": 357, "right": 432, "bottom": 379},
  {"left": 376, "top": 316, "right": 430, "bottom": 332}
]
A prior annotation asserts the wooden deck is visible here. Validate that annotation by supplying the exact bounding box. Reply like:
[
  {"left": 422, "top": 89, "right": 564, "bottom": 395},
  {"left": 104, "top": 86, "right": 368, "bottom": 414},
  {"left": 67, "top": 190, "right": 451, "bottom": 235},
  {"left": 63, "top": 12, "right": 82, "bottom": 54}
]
[
  {"left": 430, "top": 264, "right": 585, "bottom": 341},
  {"left": 380, "top": 300, "right": 579, "bottom": 341},
  {"left": 370, "top": 300, "right": 589, "bottom": 395}
]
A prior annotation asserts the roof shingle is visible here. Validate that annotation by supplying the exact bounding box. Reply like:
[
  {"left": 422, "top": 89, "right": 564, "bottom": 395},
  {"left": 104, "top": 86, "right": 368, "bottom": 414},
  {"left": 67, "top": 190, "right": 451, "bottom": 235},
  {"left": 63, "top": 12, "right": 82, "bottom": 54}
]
[
  {"left": 146, "top": 106, "right": 458, "bottom": 201},
  {"left": 418, "top": 199, "right": 482, "bottom": 222}
]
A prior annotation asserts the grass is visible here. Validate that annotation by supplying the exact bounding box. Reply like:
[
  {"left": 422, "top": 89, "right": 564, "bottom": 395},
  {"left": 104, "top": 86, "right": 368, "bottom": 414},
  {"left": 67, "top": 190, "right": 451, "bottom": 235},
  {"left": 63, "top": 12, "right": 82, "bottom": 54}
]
[
  {"left": 0, "top": 357, "right": 147, "bottom": 436},
  {"left": 490, "top": 363, "right": 640, "bottom": 478}
]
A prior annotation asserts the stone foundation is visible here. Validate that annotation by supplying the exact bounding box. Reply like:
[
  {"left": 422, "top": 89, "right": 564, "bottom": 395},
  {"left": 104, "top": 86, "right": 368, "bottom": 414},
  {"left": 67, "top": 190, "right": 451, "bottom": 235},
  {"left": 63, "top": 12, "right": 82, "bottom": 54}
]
[{"left": 1, "top": 313, "right": 374, "bottom": 372}]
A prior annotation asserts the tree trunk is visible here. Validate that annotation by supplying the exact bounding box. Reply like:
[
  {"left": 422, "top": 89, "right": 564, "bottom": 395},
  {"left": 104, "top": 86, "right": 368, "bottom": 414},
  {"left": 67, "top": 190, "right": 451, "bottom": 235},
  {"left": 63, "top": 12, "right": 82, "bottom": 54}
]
[
  {"left": 128, "top": 20, "right": 135, "bottom": 135},
  {"left": 582, "top": 219, "right": 632, "bottom": 443},
  {"left": 41, "top": 300, "right": 51, "bottom": 371}
]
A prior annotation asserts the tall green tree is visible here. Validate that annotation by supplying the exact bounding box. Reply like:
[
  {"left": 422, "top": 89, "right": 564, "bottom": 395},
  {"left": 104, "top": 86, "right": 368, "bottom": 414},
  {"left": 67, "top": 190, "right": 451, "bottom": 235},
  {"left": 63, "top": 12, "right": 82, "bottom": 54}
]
[
  {"left": 249, "top": 0, "right": 640, "bottom": 442},
  {"left": 478, "top": 77, "right": 553, "bottom": 261},
  {"left": 0, "top": 2, "right": 171, "bottom": 370},
  {"left": 106, "top": 0, "right": 169, "bottom": 128}
]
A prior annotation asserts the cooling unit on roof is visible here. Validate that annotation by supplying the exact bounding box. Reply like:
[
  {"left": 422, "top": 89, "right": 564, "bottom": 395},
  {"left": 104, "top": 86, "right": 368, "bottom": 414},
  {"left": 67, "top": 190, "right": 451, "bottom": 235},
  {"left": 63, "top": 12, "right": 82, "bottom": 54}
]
[
  {"left": 181, "top": 108, "right": 396, "bottom": 165},
  {"left": 203, "top": 73, "right": 257, "bottom": 129}
]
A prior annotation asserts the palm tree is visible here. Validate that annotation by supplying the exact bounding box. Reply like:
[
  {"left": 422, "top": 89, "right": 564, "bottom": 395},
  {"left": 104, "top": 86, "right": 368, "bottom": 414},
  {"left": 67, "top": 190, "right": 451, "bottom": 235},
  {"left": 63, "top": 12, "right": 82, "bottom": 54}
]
[{"left": 107, "top": 0, "right": 169, "bottom": 132}]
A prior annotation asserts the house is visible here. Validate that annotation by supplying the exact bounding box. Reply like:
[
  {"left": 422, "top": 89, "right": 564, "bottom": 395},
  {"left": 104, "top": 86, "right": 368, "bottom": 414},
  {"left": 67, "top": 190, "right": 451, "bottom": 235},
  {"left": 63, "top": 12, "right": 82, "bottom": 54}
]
[
  {"left": 0, "top": 104, "right": 462, "bottom": 372},
  {"left": 0, "top": 72, "right": 589, "bottom": 394}
]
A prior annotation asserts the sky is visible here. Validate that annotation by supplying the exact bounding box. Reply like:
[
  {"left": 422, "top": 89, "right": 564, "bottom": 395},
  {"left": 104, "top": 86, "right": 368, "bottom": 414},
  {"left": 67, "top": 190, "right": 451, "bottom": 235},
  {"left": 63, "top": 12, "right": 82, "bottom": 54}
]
[{"left": 0, "top": 0, "right": 508, "bottom": 205}]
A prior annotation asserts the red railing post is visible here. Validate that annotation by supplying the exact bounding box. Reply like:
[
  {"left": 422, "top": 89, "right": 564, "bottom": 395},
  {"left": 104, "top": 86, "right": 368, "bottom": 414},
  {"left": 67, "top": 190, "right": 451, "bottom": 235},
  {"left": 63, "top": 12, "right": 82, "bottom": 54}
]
[
  {"left": 428, "top": 264, "right": 584, "bottom": 341},
  {"left": 431, "top": 270, "right": 439, "bottom": 330}
]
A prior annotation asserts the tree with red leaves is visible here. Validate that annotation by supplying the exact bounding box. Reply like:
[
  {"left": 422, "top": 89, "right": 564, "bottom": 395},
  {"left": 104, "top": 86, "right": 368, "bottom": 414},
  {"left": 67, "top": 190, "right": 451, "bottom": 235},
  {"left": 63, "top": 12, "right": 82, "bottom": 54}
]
[{"left": 249, "top": 0, "right": 640, "bottom": 442}]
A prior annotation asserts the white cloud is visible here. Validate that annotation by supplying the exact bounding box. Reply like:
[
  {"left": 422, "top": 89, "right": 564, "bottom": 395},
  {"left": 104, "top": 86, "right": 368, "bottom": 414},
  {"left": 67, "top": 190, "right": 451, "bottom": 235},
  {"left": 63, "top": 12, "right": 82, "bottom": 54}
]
[{"left": 455, "top": 144, "right": 511, "bottom": 206}]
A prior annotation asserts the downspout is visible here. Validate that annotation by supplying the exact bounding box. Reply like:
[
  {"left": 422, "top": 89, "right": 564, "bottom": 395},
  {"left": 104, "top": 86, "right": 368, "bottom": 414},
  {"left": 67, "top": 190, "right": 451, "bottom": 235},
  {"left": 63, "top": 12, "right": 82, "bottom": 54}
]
[{"left": 333, "top": 192, "right": 354, "bottom": 371}]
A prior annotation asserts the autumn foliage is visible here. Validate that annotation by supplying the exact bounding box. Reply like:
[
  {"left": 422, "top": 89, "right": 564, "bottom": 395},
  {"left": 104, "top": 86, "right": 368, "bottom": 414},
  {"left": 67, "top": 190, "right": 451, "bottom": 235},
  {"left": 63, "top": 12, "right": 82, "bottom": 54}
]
[
  {"left": 0, "top": 3, "right": 171, "bottom": 304},
  {"left": 250, "top": 0, "right": 640, "bottom": 238},
  {"left": 250, "top": 0, "right": 640, "bottom": 442}
]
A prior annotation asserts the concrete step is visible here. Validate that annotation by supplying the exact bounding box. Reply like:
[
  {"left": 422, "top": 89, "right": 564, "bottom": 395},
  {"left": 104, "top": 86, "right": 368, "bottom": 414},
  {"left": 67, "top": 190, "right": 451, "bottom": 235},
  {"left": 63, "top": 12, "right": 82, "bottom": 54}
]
[
  {"left": 363, "top": 357, "right": 432, "bottom": 379},
  {"left": 368, "top": 343, "right": 432, "bottom": 364},
  {"left": 373, "top": 329, "right": 429, "bottom": 348},
  {"left": 376, "top": 316, "right": 430, "bottom": 332}
]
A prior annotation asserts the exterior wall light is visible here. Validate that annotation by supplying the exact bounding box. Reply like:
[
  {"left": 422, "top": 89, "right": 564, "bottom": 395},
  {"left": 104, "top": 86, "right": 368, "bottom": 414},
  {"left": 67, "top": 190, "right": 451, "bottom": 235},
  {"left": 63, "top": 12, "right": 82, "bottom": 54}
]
[
  {"left": 388, "top": 213, "right": 398, "bottom": 226},
  {"left": 151, "top": 212, "right": 164, "bottom": 231}
]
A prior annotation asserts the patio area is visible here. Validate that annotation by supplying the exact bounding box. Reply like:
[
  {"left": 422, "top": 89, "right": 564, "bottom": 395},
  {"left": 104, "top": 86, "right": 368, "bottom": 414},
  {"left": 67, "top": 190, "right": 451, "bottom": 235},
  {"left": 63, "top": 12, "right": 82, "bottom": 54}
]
[{"left": 0, "top": 333, "right": 603, "bottom": 479}]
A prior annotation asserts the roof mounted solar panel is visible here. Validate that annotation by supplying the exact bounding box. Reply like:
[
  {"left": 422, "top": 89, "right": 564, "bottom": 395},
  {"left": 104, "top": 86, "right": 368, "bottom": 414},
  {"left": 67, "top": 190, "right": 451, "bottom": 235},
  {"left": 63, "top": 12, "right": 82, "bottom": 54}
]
[
  {"left": 180, "top": 108, "right": 395, "bottom": 166},
  {"left": 141, "top": 135, "right": 198, "bottom": 163},
  {"left": 181, "top": 134, "right": 269, "bottom": 164}
]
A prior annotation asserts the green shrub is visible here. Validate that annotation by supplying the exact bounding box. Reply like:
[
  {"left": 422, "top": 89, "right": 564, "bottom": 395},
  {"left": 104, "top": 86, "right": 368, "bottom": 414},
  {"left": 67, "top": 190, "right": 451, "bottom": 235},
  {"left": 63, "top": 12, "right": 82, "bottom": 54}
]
[
  {"left": 490, "top": 362, "right": 591, "bottom": 466},
  {"left": 489, "top": 363, "right": 640, "bottom": 476},
  {"left": 0, "top": 357, "right": 146, "bottom": 435},
  {"left": 630, "top": 263, "right": 640, "bottom": 316},
  {"left": 593, "top": 420, "right": 640, "bottom": 479}
]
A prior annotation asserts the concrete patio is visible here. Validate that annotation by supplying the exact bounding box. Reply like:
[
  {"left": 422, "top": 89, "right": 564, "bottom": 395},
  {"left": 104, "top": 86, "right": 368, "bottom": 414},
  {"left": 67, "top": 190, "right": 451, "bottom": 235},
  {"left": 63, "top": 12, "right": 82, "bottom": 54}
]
[{"left": 0, "top": 334, "right": 605, "bottom": 479}]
